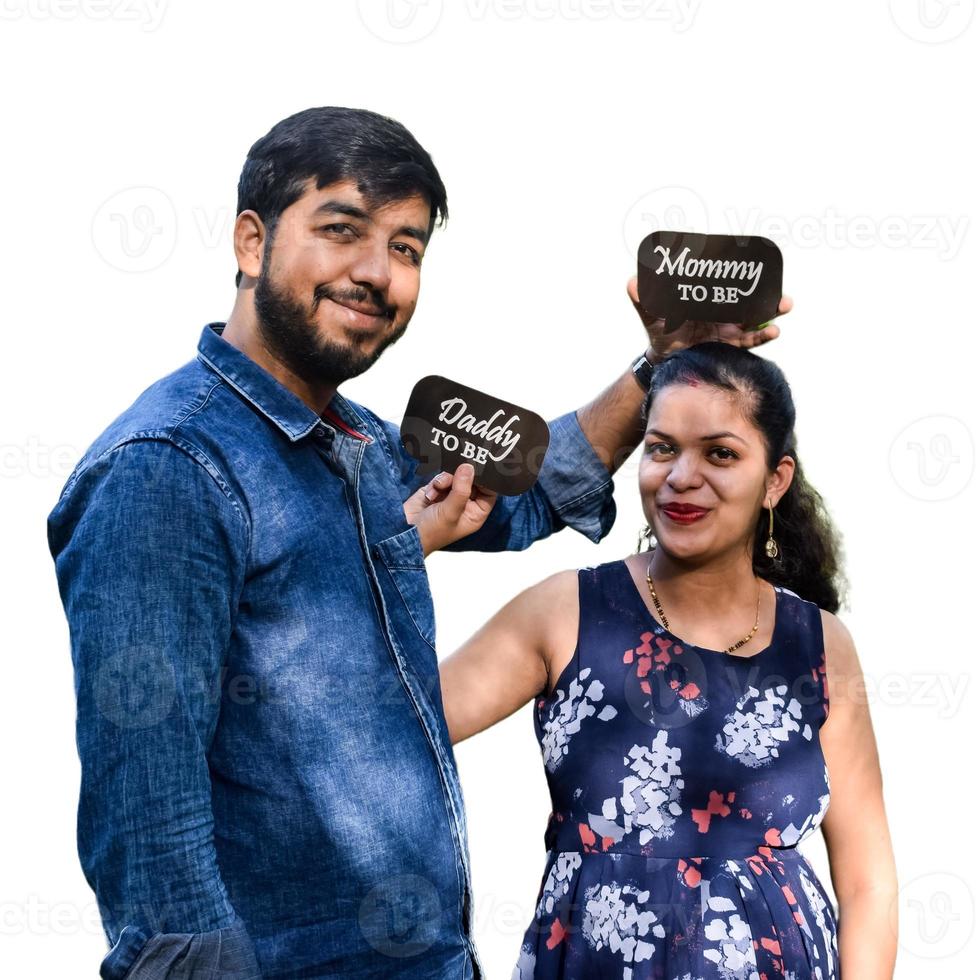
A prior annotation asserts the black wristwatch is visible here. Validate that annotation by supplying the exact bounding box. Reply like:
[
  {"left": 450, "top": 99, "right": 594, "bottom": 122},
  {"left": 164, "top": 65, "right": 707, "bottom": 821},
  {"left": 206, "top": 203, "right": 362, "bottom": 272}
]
[{"left": 631, "top": 349, "right": 659, "bottom": 392}]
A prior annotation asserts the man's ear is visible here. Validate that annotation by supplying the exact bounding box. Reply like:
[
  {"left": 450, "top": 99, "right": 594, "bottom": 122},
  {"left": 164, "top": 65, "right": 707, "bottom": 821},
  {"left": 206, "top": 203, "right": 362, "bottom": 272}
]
[{"left": 233, "top": 210, "right": 266, "bottom": 282}]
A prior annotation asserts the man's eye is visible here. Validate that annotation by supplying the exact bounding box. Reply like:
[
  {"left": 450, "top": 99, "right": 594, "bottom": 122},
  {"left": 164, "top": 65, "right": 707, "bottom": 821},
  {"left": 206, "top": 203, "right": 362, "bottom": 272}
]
[
  {"left": 319, "top": 223, "right": 356, "bottom": 235},
  {"left": 391, "top": 242, "right": 421, "bottom": 265}
]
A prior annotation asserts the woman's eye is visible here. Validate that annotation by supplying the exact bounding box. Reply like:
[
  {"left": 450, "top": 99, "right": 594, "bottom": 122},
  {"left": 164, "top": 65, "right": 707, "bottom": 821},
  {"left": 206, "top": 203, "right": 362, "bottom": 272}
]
[
  {"left": 644, "top": 443, "right": 737, "bottom": 461},
  {"left": 711, "top": 447, "right": 738, "bottom": 461}
]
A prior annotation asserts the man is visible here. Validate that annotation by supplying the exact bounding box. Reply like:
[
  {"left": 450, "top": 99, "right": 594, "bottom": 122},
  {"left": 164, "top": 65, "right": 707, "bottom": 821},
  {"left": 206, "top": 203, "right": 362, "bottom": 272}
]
[{"left": 47, "top": 106, "right": 785, "bottom": 979}]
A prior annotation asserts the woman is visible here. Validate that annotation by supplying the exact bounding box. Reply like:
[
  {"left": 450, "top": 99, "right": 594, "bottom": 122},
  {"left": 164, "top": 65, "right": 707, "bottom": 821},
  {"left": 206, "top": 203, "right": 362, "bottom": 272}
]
[{"left": 436, "top": 341, "right": 898, "bottom": 979}]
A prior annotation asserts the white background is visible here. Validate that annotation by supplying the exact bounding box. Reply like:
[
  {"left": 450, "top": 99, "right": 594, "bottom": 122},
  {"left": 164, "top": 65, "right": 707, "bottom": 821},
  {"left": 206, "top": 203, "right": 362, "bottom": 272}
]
[{"left": 2, "top": 1, "right": 977, "bottom": 976}]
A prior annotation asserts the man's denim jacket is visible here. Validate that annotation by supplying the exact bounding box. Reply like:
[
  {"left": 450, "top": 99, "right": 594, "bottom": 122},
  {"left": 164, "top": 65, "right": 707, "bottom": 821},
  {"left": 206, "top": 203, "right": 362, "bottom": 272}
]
[{"left": 46, "top": 322, "right": 616, "bottom": 979}]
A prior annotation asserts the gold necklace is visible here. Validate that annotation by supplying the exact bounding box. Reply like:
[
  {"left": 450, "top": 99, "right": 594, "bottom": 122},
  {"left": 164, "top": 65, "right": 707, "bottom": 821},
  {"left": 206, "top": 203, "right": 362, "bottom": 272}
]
[{"left": 645, "top": 555, "right": 762, "bottom": 653}]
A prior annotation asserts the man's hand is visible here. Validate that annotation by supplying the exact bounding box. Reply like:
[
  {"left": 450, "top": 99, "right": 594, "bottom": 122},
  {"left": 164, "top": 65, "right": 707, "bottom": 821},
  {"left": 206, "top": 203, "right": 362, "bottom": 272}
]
[
  {"left": 403, "top": 463, "right": 499, "bottom": 557},
  {"left": 627, "top": 275, "right": 793, "bottom": 358}
]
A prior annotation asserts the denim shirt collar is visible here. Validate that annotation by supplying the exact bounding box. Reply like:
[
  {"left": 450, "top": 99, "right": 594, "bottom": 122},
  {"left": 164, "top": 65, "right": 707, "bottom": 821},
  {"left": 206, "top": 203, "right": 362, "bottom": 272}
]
[{"left": 196, "top": 322, "right": 373, "bottom": 445}]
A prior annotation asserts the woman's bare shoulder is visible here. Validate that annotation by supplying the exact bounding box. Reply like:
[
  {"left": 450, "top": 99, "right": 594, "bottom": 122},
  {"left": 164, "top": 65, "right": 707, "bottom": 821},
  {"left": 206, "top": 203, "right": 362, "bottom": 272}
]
[
  {"left": 521, "top": 570, "right": 580, "bottom": 695},
  {"left": 527, "top": 567, "right": 579, "bottom": 603},
  {"left": 818, "top": 607, "right": 862, "bottom": 684}
]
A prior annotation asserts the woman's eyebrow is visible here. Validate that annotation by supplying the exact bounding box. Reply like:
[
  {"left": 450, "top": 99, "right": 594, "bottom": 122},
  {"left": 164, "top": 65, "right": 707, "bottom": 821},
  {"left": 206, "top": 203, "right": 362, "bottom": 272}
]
[{"left": 646, "top": 428, "right": 748, "bottom": 445}]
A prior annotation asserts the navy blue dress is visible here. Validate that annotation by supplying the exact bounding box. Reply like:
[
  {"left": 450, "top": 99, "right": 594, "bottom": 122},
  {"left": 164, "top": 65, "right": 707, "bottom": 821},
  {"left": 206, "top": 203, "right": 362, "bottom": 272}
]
[{"left": 513, "top": 558, "right": 838, "bottom": 980}]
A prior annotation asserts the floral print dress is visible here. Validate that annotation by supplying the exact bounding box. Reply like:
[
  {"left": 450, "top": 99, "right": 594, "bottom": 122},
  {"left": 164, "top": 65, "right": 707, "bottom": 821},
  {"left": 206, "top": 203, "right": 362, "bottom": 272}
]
[{"left": 513, "top": 559, "right": 838, "bottom": 980}]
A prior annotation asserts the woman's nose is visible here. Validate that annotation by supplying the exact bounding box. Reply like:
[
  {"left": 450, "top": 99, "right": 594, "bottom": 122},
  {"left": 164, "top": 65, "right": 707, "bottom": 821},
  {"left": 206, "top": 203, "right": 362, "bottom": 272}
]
[{"left": 666, "top": 455, "right": 703, "bottom": 489}]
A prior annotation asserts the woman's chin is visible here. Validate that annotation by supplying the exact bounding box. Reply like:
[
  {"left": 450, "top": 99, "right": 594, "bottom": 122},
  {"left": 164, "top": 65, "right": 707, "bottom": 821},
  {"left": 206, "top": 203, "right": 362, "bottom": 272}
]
[{"left": 651, "top": 531, "right": 711, "bottom": 561}]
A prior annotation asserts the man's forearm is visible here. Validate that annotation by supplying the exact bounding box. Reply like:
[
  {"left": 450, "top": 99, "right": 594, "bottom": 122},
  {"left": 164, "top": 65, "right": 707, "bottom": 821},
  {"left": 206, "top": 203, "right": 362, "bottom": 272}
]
[{"left": 575, "top": 346, "right": 659, "bottom": 475}]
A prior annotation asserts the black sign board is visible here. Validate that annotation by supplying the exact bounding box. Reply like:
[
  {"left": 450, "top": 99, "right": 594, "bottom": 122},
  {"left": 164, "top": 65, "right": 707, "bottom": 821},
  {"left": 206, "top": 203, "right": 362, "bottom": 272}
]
[
  {"left": 637, "top": 231, "right": 783, "bottom": 332},
  {"left": 400, "top": 376, "right": 550, "bottom": 496}
]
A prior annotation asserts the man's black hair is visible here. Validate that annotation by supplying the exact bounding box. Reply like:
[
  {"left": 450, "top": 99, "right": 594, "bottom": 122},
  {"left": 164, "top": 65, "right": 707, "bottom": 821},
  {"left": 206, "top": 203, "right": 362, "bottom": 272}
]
[{"left": 234, "top": 106, "right": 448, "bottom": 287}]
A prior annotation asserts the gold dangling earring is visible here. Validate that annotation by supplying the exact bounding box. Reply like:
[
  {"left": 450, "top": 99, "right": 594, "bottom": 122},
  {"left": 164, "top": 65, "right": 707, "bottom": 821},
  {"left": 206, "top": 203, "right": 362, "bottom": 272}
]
[
  {"left": 636, "top": 524, "right": 657, "bottom": 554},
  {"left": 765, "top": 497, "right": 779, "bottom": 559}
]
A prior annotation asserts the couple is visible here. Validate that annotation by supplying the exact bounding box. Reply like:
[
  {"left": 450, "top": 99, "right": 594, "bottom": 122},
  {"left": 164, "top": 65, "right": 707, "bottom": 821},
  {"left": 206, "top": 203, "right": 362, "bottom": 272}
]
[{"left": 46, "top": 106, "right": 896, "bottom": 979}]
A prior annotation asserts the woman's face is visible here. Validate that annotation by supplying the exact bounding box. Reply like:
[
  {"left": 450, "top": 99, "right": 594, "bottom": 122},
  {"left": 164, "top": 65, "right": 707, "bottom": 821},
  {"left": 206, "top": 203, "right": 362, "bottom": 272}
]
[{"left": 638, "top": 381, "right": 794, "bottom": 562}]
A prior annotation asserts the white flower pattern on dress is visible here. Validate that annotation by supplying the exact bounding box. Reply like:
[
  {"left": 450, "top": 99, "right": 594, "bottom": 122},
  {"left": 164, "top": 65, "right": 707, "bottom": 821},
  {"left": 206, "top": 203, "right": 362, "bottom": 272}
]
[
  {"left": 535, "top": 851, "right": 582, "bottom": 917},
  {"left": 701, "top": 878, "right": 760, "bottom": 979},
  {"left": 587, "top": 729, "right": 684, "bottom": 845},
  {"left": 714, "top": 683, "right": 810, "bottom": 768},
  {"left": 540, "top": 667, "right": 617, "bottom": 772},
  {"left": 581, "top": 880, "right": 666, "bottom": 979}
]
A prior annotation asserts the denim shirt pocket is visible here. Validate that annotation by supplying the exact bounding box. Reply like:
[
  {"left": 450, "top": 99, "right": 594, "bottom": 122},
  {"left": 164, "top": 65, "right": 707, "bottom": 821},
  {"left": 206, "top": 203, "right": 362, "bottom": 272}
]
[{"left": 371, "top": 524, "right": 437, "bottom": 651}]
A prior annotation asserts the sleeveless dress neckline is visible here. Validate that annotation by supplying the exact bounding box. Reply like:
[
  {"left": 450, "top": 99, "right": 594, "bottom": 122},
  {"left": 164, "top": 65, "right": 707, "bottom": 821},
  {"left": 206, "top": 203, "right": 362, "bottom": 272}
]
[
  {"left": 614, "top": 558, "right": 786, "bottom": 662},
  {"left": 541, "top": 563, "right": 787, "bottom": 705}
]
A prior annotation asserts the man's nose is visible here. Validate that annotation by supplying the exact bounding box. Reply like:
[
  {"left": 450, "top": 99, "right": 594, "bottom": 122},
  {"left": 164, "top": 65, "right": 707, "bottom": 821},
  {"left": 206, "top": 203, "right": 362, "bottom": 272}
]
[{"left": 348, "top": 239, "right": 392, "bottom": 294}]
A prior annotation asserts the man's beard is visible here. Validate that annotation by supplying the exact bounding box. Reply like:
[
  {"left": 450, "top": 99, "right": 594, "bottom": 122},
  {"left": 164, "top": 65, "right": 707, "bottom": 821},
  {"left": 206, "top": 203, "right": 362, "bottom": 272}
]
[{"left": 253, "top": 268, "right": 406, "bottom": 388}]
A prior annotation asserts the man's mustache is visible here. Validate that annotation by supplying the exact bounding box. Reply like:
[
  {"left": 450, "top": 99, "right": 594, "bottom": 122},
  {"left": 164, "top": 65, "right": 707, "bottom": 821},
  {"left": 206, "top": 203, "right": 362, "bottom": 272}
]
[{"left": 313, "top": 285, "right": 396, "bottom": 321}]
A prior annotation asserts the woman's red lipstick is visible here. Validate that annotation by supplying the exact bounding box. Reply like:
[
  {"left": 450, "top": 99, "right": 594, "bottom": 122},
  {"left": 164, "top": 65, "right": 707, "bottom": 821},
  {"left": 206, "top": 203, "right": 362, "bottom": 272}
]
[{"left": 660, "top": 504, "right": 710, "bottom": 524}]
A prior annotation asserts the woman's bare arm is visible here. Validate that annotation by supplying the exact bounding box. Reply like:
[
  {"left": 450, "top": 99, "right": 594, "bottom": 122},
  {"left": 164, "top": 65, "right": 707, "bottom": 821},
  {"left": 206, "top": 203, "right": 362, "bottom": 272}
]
[
  {"left": 818, "top": 609, "right": 899, "bottom": 979},
  {"left": 438, "top": 570, "right": 579, "bottom": 744}
]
